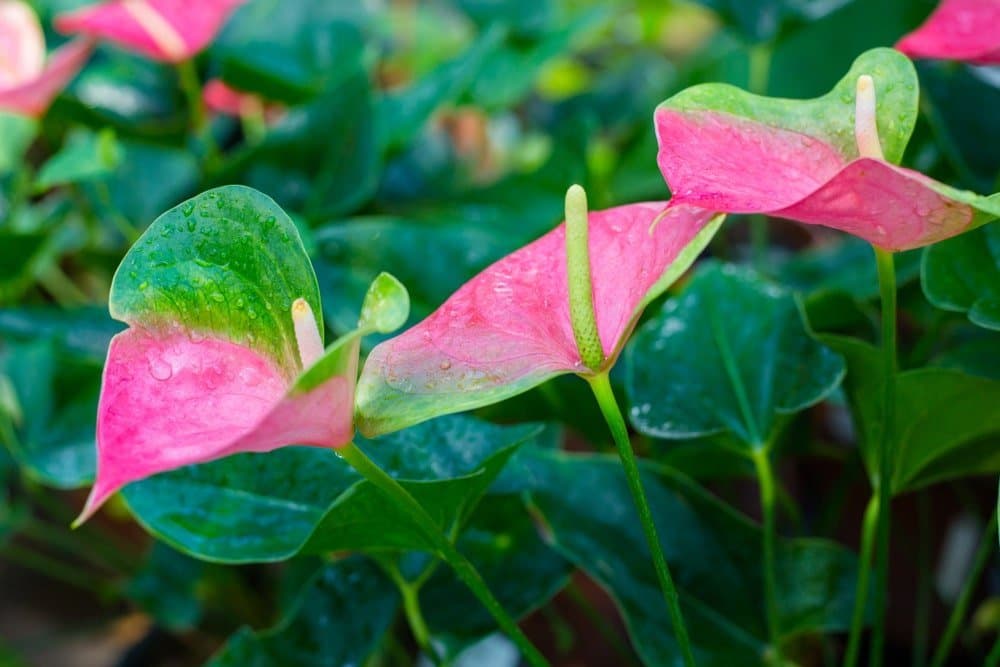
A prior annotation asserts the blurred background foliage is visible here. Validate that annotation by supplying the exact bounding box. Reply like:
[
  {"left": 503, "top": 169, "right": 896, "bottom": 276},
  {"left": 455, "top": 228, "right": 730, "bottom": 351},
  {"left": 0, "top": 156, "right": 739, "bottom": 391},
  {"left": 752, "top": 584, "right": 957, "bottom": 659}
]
[{"left": 1, "top": 0, "right": 999, "bottom": 665}]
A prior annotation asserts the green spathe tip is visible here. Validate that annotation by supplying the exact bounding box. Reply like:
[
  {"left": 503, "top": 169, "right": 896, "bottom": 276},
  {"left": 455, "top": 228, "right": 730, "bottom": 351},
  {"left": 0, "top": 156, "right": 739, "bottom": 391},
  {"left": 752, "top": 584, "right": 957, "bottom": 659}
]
[{"left": 564, "top": 184, "right": 604, "bottom": 372}]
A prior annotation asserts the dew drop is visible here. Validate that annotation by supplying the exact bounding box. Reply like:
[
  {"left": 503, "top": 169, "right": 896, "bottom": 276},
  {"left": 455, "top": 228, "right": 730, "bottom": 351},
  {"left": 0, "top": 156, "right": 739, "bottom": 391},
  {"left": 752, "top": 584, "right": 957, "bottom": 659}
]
[
  {"left": 148, "top": 358, "right": 173, "bottom": 381},
  {"left": 138, "top": 281, "right": 149, "bottom": 291},
  {"left": 239, "top": 367, "right": 261, "bottom": 387},
  {"left": 181, "top": 202, "right": 195, "bottom": 217},
  {"left": 187, "top": 219, "right": 197, "bottom": 232},
  {"left": 210, "top": 293, "right": 224, "bottom": 303},
  {"left": 439, "top": 360, "right": 452, "bottom": 371}
]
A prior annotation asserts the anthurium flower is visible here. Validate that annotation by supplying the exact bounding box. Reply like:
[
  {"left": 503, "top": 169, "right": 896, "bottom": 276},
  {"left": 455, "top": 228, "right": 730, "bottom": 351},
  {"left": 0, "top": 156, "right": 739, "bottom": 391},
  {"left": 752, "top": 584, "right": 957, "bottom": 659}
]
[
  {"left": 55, "top": 0, "right": 244, "bottom": 63},
  {"left": 0, "top": 0, "right": 92, "bottom": 117},
  {"left": 356, "top": 190, "right": 724, "bottom": 435},
  {"left": 896, "top": 0, "right": 1000, "bottom": 65},
  {"left": 654, "top": 47, "right": 1000, "bottom": 251},
  {"left": 76, "top": 185, "right": 407, "bottom": 524}
]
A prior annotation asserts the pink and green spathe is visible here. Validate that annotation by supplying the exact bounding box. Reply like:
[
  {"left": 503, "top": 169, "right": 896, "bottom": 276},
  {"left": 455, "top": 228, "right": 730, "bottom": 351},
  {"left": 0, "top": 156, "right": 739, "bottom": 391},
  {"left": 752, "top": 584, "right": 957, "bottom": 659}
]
[
  {"left": 896, "top": 0, "right": 1000, "bottom": 65},
  {"left": 356, "top": 188, "right": 725, "bottom": 436},
  {"left": 0, "top": 0, "right": 92, "bottom": 117},
  {"left": 654, "top": 48, "right": 1000, "bottom": 251},
  {"left": 76, "top": 186, "right": 407, "bottom": 524},
  {"left": 55, "top": 0, "right": 244, "bottom": 63}
]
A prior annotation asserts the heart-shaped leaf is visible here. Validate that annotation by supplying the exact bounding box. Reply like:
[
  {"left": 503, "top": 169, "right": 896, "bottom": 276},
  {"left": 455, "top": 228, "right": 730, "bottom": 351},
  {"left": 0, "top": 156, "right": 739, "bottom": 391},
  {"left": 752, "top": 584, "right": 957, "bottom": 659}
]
[
  {"left": 423, "top": 496, "right": 572, "bottom": 658},
  {"left": 357, "top": 203, "right": 724, "bottom": 436},
  {"left": 121, "top": 415, "right": 546, "bottom": 562},
  {"left": 896, "top": 0, "right": 1000, "bottom": 65},
  {"left": 208, "top": 556, "right": 398, "bottom": 667},
  {"left": 922, "top": 223, "right": 1000, "bottom": 330},
  {"left": 524, "top": 450, "right": 859, "bottom": 665},
  {"left": 655, "top": 47, "right": 1000, "bottom": 250},
  {"left": 81, "top": 185, "right": 359, "bottom": 523},
  {"left": 822, "top": 334, "right": 1000, "bottom": 493},
  {"left": 627, "top": 262, "right": 844, "bottom": 448},
  {"left": 55, "top": 0, "right": 245, "bottom": 63}
]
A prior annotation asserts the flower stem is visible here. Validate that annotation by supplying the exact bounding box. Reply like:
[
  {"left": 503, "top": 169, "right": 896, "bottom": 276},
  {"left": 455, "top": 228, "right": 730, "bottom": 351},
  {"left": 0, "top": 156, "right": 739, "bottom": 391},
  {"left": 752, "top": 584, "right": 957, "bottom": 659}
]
[
  {"left": 870, "top": 246, "right": 898, "bottom": 667},
  {"left": 750, "top": 447, "right": 781, "bottom": 656},
  {"left": 379, "top": 560, "right": 436, "bottom": 662},
  {"left": 176, "top": 59, "right": 220, "bottom": 169},
  {"left": 844, "top": 495, "right": 879, "bottom": 667},
  {"left": 337, "top": 442, "right": 549, "bottom": 667},
  {"left": 587, "top": 372, "right": 697, "bottom": 667},
  {"left": 929, "top": 508, "right": 998, "bottom": 667}
]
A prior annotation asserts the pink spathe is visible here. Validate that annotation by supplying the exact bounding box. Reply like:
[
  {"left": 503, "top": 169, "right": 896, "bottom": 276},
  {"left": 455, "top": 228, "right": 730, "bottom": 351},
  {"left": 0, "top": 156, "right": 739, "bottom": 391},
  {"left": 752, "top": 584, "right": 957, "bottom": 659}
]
[
  {"left": 896, "top": 0, "right": 1000, "bottom": 65},
  {"left": 365, "top": 203, "right": 717, "bottom": 395},
  {"left": 0, "top": 0, "right": 92, "bottom": 116},
  {"left": 655, "top": 109, "right": 975, "bottom": 250},
  {"left": 79, "top": 327, "right": 356, "bottom": 523},
  {"left": 55, "top": 0, "right": 245, "bottom": 63}
]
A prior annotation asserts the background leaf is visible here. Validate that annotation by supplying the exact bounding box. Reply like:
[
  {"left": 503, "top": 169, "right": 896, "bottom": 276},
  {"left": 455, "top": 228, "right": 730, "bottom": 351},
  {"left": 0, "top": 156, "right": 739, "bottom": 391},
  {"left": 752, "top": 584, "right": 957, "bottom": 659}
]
[
  {"left": 626, "top": 261, "right": 844, "bottom": 448},
  {"left": 922, "top": 224, "right": 1000, "bottom": 331}
]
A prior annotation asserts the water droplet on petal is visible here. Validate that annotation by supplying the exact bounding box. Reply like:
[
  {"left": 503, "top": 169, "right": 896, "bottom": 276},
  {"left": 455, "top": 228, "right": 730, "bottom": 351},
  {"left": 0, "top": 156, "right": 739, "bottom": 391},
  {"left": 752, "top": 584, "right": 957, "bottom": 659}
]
[{"left": 148, "top": 358, "right": 173, "bottom": 381}]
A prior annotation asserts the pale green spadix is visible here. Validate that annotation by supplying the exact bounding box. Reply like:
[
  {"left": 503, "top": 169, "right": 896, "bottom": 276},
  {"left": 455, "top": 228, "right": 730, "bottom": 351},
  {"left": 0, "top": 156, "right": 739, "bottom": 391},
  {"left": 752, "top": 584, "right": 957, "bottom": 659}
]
[{"left": 565, "top": 184, "right": 604, "bottom": 372}]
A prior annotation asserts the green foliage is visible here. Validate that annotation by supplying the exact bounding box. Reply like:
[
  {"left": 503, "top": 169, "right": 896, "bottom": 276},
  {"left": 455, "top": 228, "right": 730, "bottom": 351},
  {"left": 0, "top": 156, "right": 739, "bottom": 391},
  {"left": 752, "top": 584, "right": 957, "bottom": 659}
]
[
  {"left": 627, "top": 262, "right": 844, "bottom": 448},
  {"left": 922, "top": 224, "right": 1000, "bottom": 330}
]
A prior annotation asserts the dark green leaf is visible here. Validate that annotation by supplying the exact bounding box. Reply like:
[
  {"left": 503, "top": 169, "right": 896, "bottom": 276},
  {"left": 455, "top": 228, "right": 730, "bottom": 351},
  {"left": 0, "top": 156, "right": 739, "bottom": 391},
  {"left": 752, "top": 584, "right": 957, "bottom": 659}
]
[
  {"left": 0, "top": 339, "right": 98, "bottom": 488},
  {"left": 0, "top": 307, "right": 122, "bottom": 361},
  {"left": 233, "top": 72, "right": 378, "bottom": 220},
  {"left": 693, "top": 0, "right": 856, "bottom": 42},
  {"left": 209, "top": 556, "right": 398, "bottom": 667},
  {"left": 822, "top": 335, "right": 1000, "bottom": 492},
  {"left": 525, "top": 451, "right": 859, "bottom": 665},
  {"left": 126, "top": 543, "right": 208, "bottom": 630},
  {"left": 214, "top": 0, "right": 368, "bottom": 104},
  {"left": 423, "top": 496, "right": 572, "bottom": 657},
  {"left": 777, "top": 236, "right": 921, "bottom": 300},
  {"left": 922, "top": 224, "right": 1000, "bottom": 331},
  {"left": 0, "top": 232, "right": 51, "bottom": 304},
  {"left": 35, "top": 128, "right": 121, "bottom": 191},
  {"left": 627, "top": 262, "right": 844, "bottom": 448},
  {"left": 122, "top": 416, "right": 544, "bottom": 562}
]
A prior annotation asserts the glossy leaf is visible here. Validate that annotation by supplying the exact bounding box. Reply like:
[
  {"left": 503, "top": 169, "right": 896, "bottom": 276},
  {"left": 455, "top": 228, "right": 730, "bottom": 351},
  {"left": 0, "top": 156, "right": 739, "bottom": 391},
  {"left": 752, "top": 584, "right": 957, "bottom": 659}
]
[
  {"left": 34, "top": 127, "right": 121, "bottom": 190},
  {"left": 356, "top": 203, "right": 724, "bottom": 436},
  {"left": 231, "top": 71, "right": 378, "bottom": 220},
  {"left": 655, "top": 47, "right": 1000, "bottom": 250},
  {"left": 922, "top": 223, "right": 1000, "bottom": 330},
  {"left": 212, "top": 0, "right": 367, "bottom": 104},
  {"left": 209, "top": 556, "right": 398, "bottom": 667},
  {"left": 0, "top": 339, "right": 98, "bottom": 488},
  {"left": 776, "top": 236, "right": 921, "bottom": 300},
  {"left": 121, "top": 416, "right": 545, "bottom": 562},
  {"left": 627, "top": 262, "right": 844, "bottom": 448},
  {"left": 55, "top": 0, "right": 245, "bottom": 63},
  {"left": 82, "top": 186, "right": 359, "bottom": 522},
  {"left": 823, "top": 334, "right": 1000, "bottom": 492},
  {"left": 693, "top": 0, "right": 856, "bottom": 43},
  {"left": 896, "top": 0, "right": 1000, "bottom": 65},
  {"left": 423, "top": 496, "right": 572, "bottom": 658},
  {"left": 525, "top": 451, "right": 859, "bottom": 665}
]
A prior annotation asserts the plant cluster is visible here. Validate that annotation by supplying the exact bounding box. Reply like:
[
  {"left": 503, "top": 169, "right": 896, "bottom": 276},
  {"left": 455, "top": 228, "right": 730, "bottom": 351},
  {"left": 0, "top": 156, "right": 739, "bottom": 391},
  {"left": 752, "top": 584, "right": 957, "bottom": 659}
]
[{"left": 1, "top": 1, "right": 999, "bottom": 666}]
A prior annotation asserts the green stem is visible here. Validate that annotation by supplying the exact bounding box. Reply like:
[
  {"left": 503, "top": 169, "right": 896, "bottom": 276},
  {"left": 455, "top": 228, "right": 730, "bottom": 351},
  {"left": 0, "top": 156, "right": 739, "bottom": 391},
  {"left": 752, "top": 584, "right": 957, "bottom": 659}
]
[
  {"left": 336, "top": 443, "right": 549, "bottom": 667},
  {"left": 844, "top": 495, "right": 879, "bottom": 667},
  {"left": 913, "top": 492, "right": 931, "bottom": 667},
  {"left": 870, "top": 246, "right": 898, "bottom": 667},
  {"left": 987, "top": 633, "right": 1000, "bottom": 667},
  {"left": 587, "top": 372, "right": 697, "bottom": 667},
  {"left": 929, "top": 509, "right": 998, "bottom": 667},
  {"left": 400, "top": 580, "right": 434, "bottom": 660},
  {"left": 176, "top": 59, "right": 220, "bottom": 169},
  {"left": 751, "top": 448, "right": 781, "bottom": 655}
]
